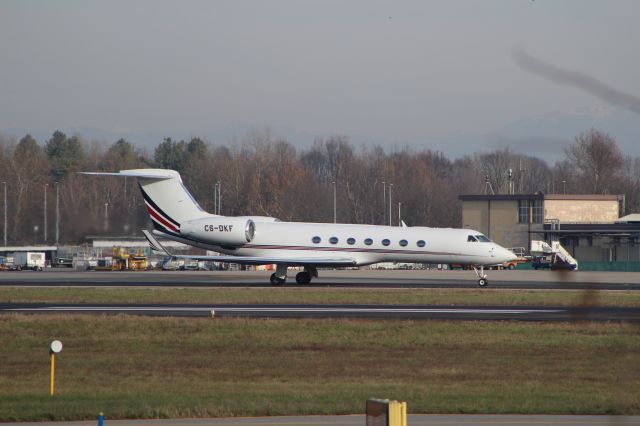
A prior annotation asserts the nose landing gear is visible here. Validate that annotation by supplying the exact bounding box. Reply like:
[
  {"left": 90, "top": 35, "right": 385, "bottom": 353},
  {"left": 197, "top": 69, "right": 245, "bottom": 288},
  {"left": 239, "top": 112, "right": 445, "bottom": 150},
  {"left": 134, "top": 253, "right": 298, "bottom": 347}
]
[{"left": 473, "top": 265, "right": 489, "bottom": 287}]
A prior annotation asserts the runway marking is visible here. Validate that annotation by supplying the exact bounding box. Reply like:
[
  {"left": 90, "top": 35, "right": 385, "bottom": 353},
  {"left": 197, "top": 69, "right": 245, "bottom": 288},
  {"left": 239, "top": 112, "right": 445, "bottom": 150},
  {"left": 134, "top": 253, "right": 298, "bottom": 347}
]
[{"left": 6, "top": 306, "right": 564, "bottom": 315}]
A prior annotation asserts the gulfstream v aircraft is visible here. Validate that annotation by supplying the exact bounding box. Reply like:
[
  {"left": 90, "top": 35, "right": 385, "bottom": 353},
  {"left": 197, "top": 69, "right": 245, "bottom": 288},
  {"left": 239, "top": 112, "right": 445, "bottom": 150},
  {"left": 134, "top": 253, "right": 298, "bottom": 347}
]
[{"left": 83, "top": 169, "right": 516, "bottom": 286}]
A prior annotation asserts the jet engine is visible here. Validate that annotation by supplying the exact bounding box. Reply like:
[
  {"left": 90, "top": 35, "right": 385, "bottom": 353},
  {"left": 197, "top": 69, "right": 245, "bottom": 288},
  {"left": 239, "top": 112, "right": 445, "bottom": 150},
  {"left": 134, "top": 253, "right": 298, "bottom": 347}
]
[{"left": 181, "top": 217, "right": 256, "bottom": 246}]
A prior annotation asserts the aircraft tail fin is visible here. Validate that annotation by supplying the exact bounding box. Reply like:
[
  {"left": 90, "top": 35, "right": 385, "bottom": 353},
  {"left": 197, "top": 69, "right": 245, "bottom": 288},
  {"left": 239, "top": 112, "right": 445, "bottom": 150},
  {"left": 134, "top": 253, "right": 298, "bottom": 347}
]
[{"left": 81, "top": 169, "right": 209, "bottom": 236}]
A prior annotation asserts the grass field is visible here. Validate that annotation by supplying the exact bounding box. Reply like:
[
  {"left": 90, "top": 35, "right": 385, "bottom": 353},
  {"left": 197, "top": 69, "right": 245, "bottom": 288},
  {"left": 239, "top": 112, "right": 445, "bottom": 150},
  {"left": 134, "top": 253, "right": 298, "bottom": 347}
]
[
  {"left": 1, "top": 314, "right": 639, "bottom": 421},
  {"left": 3, "top": 286, "right": 640, "bottom": 307}
]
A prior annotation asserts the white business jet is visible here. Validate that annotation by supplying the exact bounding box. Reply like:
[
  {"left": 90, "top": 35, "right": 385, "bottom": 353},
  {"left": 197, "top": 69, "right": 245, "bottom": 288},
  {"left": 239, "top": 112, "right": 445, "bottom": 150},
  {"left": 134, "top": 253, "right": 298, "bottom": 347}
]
[{"left": 83, "top": 169, "right": 516, "bottom": 286}]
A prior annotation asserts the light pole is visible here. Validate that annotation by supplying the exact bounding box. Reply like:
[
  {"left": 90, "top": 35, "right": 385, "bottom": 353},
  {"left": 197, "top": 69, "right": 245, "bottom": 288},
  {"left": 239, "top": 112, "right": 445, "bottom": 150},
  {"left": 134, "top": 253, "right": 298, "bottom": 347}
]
[
  {"left": 398, "top": 202, "right": 402, "bottom": 227},
  {"left": 43, "top": 184, "right": 48, "bottom": 242},
  {"left": 382, "top": 181, "right": 386, "bottom": 226},
  {"left": 213, "top": 183, "right": 218, "bottom": 215},
  {"left": 562, "top": 180, "right": 566, "bottom": 195},
  {"left": 332, "top": 181, "right": 336, "bottom": 223},
  {"left": 33, "top": 225, "right": 39, "bottom": 244},
  {"left": 55, "top": 182, "right": 59, "bottom": 245},
  {"left": 217, "top": 182, "right": 222, "bottom": 215},
  {"left": 104, "top": 203, "right": 109, "bottom": 232},
  {"left": 2, "top": 182, "right": 6, "bottom": 247},
  {"left": 388, "top": 183, "right": 393, "bottom": 226}
]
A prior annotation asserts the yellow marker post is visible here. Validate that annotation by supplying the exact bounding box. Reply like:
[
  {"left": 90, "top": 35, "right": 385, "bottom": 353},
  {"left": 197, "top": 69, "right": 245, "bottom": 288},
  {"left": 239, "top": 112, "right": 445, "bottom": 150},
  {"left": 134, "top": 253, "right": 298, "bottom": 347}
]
[
  {"left": 49, "top": 340, "right": 63, "bottom": 396},
  {"left": 50, "top": 352, "right": 55, "bottom": 396}
]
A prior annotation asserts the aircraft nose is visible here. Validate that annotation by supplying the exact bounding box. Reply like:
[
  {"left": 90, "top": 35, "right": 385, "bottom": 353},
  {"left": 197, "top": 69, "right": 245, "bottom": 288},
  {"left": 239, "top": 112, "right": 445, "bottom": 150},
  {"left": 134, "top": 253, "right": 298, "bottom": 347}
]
[
  {"left": 503, "top": 248, "right": 518, "bottom": 262},
  {"left": 494, "top": 245, "right": 517, "bottom": 262}
]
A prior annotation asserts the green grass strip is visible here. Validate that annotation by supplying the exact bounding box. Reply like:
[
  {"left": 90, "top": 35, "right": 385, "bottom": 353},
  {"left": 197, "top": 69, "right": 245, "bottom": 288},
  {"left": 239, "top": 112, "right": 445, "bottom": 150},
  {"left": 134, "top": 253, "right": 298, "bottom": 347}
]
[
  {"left": 2, "top": 287, "right": 640, "bottom": 307},
  {"left": 1, "top": 314, "right": 639, "bottom": 420}
]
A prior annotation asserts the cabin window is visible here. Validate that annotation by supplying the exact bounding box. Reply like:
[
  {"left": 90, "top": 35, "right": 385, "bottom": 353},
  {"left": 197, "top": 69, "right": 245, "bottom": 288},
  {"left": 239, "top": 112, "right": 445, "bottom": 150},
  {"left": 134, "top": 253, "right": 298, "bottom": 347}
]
[
  {"left": 399, "top": 239, "right": 408, "bottom": 247},
  {"left": 467, "top": 235, "right": 478, "bottom": 242},
  {"left": 312, "top": 236, "right": 321, "bottom": 244},
  {"left": 475, "top": 235, "right": 491, "bottom": 242},
  {"left": 347, "top": 237, "right": 356, "bottom": 245},
  {"left": 417, "top": 240, "right": 426, "bottom": 247},
  {"left": 329, "top": 237, "right": 339, "bottom": 244},
  {"left": 364, "top": 238, "right": 373, "bottom": 246},
  {"left": 382, "top": 239, "right": 391, "bottom": 246}
]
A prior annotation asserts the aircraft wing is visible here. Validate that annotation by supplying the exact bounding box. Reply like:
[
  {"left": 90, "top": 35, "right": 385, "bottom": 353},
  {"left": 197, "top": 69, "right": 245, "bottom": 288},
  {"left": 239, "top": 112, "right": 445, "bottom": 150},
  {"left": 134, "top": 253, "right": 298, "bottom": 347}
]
[{"left": 142, "top": 230, "right": 357, "bottom": 267}]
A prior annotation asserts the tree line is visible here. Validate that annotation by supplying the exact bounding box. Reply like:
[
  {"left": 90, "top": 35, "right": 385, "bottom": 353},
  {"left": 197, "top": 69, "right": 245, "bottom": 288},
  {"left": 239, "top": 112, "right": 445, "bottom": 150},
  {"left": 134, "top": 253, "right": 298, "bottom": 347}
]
[{"left": 0, "top": 128, "right": 638, "bottom": 245}]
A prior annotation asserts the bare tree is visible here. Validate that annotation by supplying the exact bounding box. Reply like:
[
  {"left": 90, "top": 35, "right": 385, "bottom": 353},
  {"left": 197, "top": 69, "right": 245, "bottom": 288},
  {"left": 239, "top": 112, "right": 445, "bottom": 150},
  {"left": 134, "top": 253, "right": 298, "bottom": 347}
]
[{"left": 564, "top": 129, "right": 624, "bottom": 193}]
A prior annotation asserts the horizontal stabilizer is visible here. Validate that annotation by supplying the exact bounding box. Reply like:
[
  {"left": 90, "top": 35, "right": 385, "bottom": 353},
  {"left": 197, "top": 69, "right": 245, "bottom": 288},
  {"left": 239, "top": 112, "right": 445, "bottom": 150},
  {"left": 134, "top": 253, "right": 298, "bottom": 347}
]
[{"left": 80, "top": 170, "right": 178, "bottom": 180}]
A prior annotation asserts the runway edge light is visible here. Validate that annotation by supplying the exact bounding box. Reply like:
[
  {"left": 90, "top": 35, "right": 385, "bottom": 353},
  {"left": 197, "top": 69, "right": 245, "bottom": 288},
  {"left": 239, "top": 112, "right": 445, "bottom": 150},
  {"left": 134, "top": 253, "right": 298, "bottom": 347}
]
[{"left": 49, "top": 340, "right": 63, "bottom": 396}]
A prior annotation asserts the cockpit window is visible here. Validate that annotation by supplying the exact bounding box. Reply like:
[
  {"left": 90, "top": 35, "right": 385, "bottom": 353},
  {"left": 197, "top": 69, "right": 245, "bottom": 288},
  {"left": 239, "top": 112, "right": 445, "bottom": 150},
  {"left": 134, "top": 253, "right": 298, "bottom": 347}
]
[
  {"left": 475, "top": 235, "right": 491, "bottom": 242},
  {"left": 467, "top": 235, "right": 478, "bottom": 242}
]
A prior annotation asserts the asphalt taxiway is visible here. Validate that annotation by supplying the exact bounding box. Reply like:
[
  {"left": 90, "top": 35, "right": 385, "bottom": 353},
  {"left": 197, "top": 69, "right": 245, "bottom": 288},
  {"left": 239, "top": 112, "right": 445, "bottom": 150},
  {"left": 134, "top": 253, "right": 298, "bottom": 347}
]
[
  {"left": 1, "top": 269, "right": 639, "bottom": 290},
  {"left": 2, "top": 302, "right": 638, "bottom": 321}
]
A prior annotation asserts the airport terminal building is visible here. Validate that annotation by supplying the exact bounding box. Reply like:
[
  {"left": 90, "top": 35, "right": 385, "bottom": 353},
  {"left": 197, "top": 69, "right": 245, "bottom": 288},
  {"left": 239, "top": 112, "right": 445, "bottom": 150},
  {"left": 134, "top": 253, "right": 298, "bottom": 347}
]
[{"left": 459, "top": 193, "right": 640, "bottom": 264}]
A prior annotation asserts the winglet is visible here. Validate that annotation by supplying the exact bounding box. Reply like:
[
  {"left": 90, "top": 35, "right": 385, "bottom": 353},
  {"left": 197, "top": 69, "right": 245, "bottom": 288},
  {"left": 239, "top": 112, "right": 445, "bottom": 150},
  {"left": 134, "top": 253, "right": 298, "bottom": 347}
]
[{"left": 142, "top": 230, "right": 172, "bottom": 255}]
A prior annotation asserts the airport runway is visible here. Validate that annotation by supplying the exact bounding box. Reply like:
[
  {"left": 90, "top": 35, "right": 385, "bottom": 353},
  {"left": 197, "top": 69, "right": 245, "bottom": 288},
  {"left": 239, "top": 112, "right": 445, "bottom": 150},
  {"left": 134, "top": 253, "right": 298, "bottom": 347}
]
[
  {"left": 1, "top": 269, "right": 639, "bottom": 290},
  {"left": 2, "top": 302, "right": 638, "bottom": 321},
  {"left": 4, "top": 415, "right": 640, "bottom": 426}
]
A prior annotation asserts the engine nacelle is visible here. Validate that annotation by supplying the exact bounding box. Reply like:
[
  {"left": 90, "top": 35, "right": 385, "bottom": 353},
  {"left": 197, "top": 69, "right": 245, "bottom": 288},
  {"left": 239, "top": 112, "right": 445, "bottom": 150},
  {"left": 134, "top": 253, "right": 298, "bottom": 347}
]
[{"left": 181, "top": 217, "right": 255, "bottom": 246}]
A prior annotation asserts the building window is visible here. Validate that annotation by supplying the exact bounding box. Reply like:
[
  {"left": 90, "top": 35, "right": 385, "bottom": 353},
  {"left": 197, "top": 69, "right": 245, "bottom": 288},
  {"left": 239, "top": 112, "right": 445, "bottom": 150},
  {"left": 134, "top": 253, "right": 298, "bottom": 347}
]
[
  {"left": 518, "top": 200, "right": 529, "bottom": 224},
  {"left": 399, "top": 239, "right": 408, "bottom": 247},
  {"left": 312, "top": 236, "right": 321, "bottom": 244},
  {"left": 417, "top": 240, "right": 426, "bottom": 247},
  {"left": 382, "top": 239, "right": 390, "bottom": 246},
  {"left": 329, "top": 237, "right": 338, "bottom": 244},
  {"left": 532, "top": 199, "right": 544, "bottom": 224},
  {"left": 347, "top": 237, "right": 356, "bottom": 245}
]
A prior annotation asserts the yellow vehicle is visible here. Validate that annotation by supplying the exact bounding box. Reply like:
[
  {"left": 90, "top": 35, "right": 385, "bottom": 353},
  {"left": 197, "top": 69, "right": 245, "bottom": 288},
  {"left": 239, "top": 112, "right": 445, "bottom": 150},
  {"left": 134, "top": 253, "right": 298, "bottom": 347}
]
[{"left": 95, "top": 247, "right": 148, "bottom": 271}]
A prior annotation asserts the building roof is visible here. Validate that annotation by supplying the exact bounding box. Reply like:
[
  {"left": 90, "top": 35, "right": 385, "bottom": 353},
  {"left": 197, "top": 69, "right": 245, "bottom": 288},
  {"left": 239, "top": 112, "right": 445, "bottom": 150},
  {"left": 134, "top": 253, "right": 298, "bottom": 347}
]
[
  {"left": 544, "top": 194, "right": 623, "bottom": 201},
  {"left": 85, "top": 235, "right": 188, "bottom": 249},
  {"left": 459, "top": 193, "right": 623, "bottom": 202},
  {"left": 459, "top": 194, "right": 543, "bottom": 201},
  {"left": 0, "top": 246, "right": 58, "bottom": 252}
]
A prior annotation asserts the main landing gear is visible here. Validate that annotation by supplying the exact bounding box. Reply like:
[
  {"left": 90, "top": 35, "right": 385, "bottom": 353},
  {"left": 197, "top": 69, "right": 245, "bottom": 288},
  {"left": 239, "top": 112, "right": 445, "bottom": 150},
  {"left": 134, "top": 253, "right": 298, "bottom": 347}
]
[
  {"left": 269, "top": 265, "right": 318, "bottom": 286},
  {"left": 269, "top": 273, "right": 286, "bottom": 285},
  {"left": 472, "top": 265, "right": 489, "bottom": 287}
]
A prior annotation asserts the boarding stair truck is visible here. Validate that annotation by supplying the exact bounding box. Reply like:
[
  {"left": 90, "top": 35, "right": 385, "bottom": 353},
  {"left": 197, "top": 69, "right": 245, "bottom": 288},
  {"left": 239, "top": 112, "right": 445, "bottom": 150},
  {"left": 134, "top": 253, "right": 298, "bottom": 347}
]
[
  {"left": 530, "top": 240, "right": 578, "bottom": 270},
  {"left": 13, "top": 252, "right": 46, "bottom": 271}
]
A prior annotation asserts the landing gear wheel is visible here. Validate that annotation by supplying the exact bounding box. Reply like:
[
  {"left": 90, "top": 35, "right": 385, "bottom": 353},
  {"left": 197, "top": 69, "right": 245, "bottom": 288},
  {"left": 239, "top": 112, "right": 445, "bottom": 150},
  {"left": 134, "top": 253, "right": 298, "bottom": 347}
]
[
  {"left": 478, "top": 278, "right": 488, "bottom": 287},
  {"left": 295, "top": 271, "right": 312, "bottom": 285},
  {"left": 270, "top": 273, "right": 286, "bottom": 286}
]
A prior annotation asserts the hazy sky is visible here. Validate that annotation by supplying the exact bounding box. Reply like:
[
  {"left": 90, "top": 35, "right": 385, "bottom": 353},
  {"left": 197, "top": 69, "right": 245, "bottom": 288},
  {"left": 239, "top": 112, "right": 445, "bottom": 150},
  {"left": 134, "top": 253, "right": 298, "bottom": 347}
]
[{"left": 1, "top": 0, "right": 639, "bottom": 159}]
